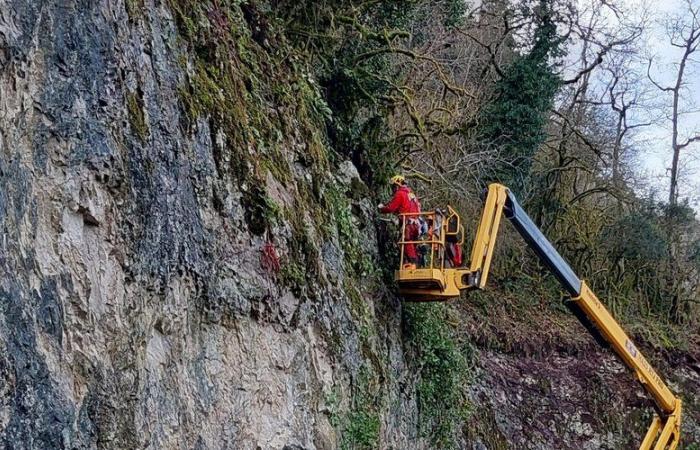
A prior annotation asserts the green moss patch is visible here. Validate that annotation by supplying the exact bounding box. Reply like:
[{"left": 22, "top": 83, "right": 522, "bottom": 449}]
[{"left": 126, "top": 89, "right": 148, "bottom": 142}]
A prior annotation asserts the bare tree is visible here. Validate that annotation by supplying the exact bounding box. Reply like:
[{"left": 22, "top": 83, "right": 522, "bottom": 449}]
[
  {"left": 648, "top": 0, "right": 700, "bottom": 206},
  {"left": 604, "top": 62, "right": 656, "bottom": 189},
  {"left": 540, "top": 0, "right": 646, "bottom": 216}
]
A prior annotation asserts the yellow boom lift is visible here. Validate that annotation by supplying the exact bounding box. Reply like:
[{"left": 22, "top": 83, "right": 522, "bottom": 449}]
[{"left": 395, "top": 183, "right": 682, "bottom": 450}]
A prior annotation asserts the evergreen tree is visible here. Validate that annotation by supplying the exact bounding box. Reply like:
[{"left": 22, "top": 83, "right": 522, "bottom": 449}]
[{"left": 479, "top": 0, "right": 563, "bottom": 194}]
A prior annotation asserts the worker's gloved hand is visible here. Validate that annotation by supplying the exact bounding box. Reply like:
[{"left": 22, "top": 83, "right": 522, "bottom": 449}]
[{"left": 377, "top": 203, "right": 384, "bottom": 211}]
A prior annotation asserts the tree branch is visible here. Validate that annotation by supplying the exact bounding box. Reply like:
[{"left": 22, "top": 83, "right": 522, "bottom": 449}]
[
  {"left": 677, "top": 134, "right": 700, "bottom": 150},
  {"left": 647, "top": 58, "right": 674, "bottom": 92},
  {"left": 562, "top": 37, "right": 636, "bottom": 85}
]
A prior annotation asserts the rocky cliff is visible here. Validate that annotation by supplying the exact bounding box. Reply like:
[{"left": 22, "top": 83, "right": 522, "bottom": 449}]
[
  {"left": 0, "top": 1, "right": 431, "bottom": 448},
  {"left": 0, "top": 1, "right": 698, "bottom": 450}
]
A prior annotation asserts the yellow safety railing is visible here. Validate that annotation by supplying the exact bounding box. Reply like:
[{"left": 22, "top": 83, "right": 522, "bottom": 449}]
[{"left": 397, "top": 206, "right": 464, "bottom": 270}]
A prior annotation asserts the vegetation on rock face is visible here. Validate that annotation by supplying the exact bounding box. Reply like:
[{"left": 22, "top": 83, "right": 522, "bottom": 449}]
[
  {"left": 404, "top": 303, "right": 473, "bottom": 448},
  {"left": 5, "top": 0, "right": 700, "bottom": 447},
  {"left": 325, "top": 185, "right": 376, "bottom": 277},
  {"left": 343, "top": 407, "right": 380, "bottom": 450},
  {"left": 126, "top": 88, "right": 149, "bottom": 142},
  {"left": 271, "top": 0, "right": 425, "bottom": 188},
  {"left": 341, "top": 367, "right": 381, "bottom": 450},
  {"left": 164, "top": 2, "right": 399, "bottom": 446},
  {"left": 167, "top": 0, "right": 333, "bottom": 241}
]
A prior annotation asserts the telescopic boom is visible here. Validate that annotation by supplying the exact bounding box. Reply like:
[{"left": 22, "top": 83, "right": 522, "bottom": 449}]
[
  {"left": 468, "top": 184, "right": 682, "bottom": 450},
  {"left": 394, "top": 183, "right": 682, "bottom": 449}
]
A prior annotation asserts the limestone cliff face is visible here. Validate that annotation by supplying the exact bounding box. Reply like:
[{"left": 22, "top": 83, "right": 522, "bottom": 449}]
[
  {"left": 0, "top": 2, "right": 419, "bottom": 449},
  {"left": 1, "top": 2, "right": 699, "bottom": 450}
]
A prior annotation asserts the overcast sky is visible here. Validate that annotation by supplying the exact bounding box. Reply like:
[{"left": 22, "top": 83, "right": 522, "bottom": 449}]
[{"left": 620, "top": 0, "right": 700, "bottom": 206}]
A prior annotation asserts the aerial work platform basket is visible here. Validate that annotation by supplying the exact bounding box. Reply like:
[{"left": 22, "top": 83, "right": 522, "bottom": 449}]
[
  {"left": 394, "top": 206, "right": 474, "bottom": 301},
  {"left": 395, "top": 183, "right": 508, "bottom": 301}
]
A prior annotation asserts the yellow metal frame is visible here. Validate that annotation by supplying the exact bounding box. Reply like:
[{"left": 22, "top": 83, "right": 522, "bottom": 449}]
[
  {"left": 394, "top": 207, "right": 472, "bottom": 301},
  {"left": 467, "top": 184, "right": 508, "bottom": 288},
  {"left": 392, "top": 183, "right": 683, "bottom": 449},
  {"left": 395, "top": 186, "right": 508, "bottom": 299}
]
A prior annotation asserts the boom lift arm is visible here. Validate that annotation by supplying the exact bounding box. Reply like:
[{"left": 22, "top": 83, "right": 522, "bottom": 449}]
[{"left": 395, "top": 183, "right": 682, "bottom": 450}]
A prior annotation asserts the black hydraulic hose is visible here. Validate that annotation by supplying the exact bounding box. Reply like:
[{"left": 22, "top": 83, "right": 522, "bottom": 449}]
[{"left": 503, "top": 191, "right": 582, "bottom": 297}]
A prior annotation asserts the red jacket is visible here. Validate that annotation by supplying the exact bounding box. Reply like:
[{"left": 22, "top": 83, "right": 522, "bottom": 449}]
[{"left": 380, "top": 185, "right": 420, "bottom": 215}]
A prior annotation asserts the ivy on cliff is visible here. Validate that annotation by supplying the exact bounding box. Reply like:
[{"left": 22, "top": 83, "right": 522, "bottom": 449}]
[
  {"left": 403, "top": 303, "right": 473, "bottom": 448},
  {"left": 478, "top": 0, "right": 564, "bottom": 194}
]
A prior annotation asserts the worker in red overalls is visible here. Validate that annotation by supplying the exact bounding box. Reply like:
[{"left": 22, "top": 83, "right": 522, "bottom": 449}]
[{"left": 378, "top": 175, "right": 421, "bottom": 269}]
